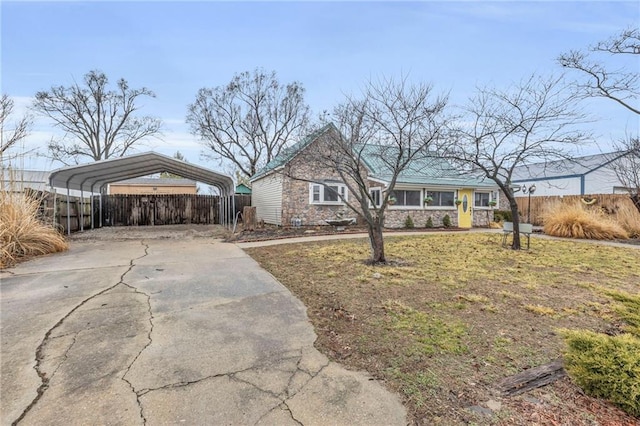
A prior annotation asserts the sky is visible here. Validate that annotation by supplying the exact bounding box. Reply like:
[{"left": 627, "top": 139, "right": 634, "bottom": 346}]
[{"left": 1, "top": 0, "right": 639, "bottom": 176}]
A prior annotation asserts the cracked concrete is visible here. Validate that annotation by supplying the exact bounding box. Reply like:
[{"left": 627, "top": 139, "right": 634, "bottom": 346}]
[{"left": 1, "top": 231, "right": 406, "bottom": 425}]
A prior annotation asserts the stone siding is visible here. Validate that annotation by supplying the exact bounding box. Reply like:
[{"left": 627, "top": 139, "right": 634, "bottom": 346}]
[
  {"left": 472, "top": 209, "right": 494, "bottom": 227},
  {"left": 280, "top": 129, "right": 367, "bottom": 226},
  {"left": 384, "top": 208, "right": 458, "bottom": 228}
]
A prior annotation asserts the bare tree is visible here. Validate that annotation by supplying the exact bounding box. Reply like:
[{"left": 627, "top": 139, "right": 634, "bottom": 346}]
[
  {"left": 442, "top": 75, "right": 590, "bottom": 249},
  {"left": 0, "top": 94, "right": 32, "bottom": 159},
  {"left": 186, "top": 69, "right": 310, "bottom": 178},
  {"left": 560, "top": 27, "right": 640, "bottom": 205},
  {"left": 609, "top": 137, "right": 640, "bottom": 205},
  {"left": 558, "top": 27, "right": 639, "bottom": 115},
  {"left": 286, "top": 77, "right": 448, "bottom": 263},
  {"left": 33, "top": 70, "right": 162, "bottom": 164}
]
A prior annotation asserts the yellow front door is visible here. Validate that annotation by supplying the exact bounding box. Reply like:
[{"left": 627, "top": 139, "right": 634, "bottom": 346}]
[{"left": 457, "top": 189, "right": 473, "bottom": 228}]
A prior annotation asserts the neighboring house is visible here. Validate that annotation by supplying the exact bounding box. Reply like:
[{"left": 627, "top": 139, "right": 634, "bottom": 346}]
[
  {"left": 1, "top": 169, "right": 84, "bottom": 196},
  {"left": 108, "top": 177, "right": 197, "bottom": 195},
  {"left": 235, "top": 183, "right": 252, "bottom": 195},
  {"left": 511, "top": 151, "right": 632, "bottom": 196},
  {"left": 250, "top": 124, "right": 499, "bottom": 228}
]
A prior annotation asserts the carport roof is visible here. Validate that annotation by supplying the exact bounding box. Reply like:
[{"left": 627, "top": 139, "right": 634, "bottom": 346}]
[{"left": 49, "top": 152, "right": 234, "bottom": 194}]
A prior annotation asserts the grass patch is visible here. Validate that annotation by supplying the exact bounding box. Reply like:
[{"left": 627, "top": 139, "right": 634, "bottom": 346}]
[
  {"left": 383, "top": 300, "right": 468, "bottom": 356},
  {"left": 525, "top": 304, "right": 556, "bottom": 316},
  {"left": 245, "top": 233, "right": 640, "bottom": 424}
]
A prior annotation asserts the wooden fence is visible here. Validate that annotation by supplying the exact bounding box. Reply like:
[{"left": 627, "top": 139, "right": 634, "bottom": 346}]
[
  {"left": 101, "top": 194, "right": 251, "bottom": 227},
  {"left": 28, "top": 191, "right": 252, "bottom": 233},
  {"left": 515, "top": 194, "right": 635, "bottom": 226}
]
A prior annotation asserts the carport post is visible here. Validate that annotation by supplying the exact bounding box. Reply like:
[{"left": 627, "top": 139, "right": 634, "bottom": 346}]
[
  {"left": 90, "top": 192, "right": 94, "bottom": 229},
  {"left": 80, "top": 189, "right": 84, "bottom": 232},
  {"left": 66, "top": 187, "right": 71, "bottom": 236},
  {"left": 232, "top": 194, "right": 236, "bottom": 228},
  {"left": 51, "top": 187, "right": 58, "bottom": 230}
]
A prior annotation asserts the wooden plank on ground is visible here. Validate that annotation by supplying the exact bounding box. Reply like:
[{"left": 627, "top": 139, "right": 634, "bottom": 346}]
[{"left": 496, "top": 359, "right": 565, "bottom": 396}]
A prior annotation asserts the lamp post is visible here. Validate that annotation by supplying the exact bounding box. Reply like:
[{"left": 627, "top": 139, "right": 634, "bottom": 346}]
[{"left": 521, "top": 184, "right": 537, "bottom": 223}]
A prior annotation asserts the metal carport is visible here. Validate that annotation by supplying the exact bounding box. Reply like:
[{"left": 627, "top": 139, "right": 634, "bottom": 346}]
[{"left": 48, "top": 152, "right": 235, "bottom": 234}]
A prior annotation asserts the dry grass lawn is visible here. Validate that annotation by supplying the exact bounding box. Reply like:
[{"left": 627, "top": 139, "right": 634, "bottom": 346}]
[{"left": 246, "top": 233, "right": 640, "bottom": 425}]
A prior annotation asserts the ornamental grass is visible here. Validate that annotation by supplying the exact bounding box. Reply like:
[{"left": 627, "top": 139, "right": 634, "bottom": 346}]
[
  {"left": 0, "top": 188, "right": 68, "bottom": 268},
  {"left": 543, "top": 201, "right": 629, "bottom": 240}
]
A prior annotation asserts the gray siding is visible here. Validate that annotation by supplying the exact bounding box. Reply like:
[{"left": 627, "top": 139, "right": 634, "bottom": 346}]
[{"left": 252, "top": 173, "right": 284, "bottom": 225}]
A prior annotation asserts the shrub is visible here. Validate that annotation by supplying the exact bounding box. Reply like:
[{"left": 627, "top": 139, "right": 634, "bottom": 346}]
[
  {"left": 605, "top": 290, "right": 640, "bottom": 336},
  {"left": 493, "top": 210, "right": 513, "bottom": 223},
  {"left": 442, "top": 214, "right": 452, "bottom": 228},
  {"left": 425, "top": 217, "right": 434, "bottom": 228},
  {"left": 560, "top": 329, "right": 640, "bottom": 417},
  {"left": 1, "top": 190, "right": 68, "bottom": 268},
  {"left": 404, "top": 215, "right": 414, "bottom": 229},
  {"left": 543, "top": 202, "right": 628, "bottom": 240}
]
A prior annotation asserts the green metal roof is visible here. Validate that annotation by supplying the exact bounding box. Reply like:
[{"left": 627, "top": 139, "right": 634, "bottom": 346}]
[
  {"left": 251, "top": 123, "right": 496, "bottom": 189},
  {"left": 235, "top": 183, "right": 252, "bottom": 194},
  {"left": 359, "top": 144, "right": 496, "bottom": 188}
]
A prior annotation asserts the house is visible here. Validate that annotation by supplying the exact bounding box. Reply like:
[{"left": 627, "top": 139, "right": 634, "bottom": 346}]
[
  {"left": 511, "top": 151, "right": 632, "bottom": 196},
  {"left": 235, "top": 183, "right": 252, "bottom": 195},
  {"left": 250, "top": 124, "right": 499, "bottom": 228},
  {"left": 1, "top": 169, "right": 83, "bottom": 196},
  {"left": 108, "top": 177, "right": 197, "bottom": 195}
]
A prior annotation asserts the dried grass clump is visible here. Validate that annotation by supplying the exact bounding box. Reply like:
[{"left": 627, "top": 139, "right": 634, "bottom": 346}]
[
  {"left": 543, "top": 202, "right": 629, "bottom": 240},
  {"left": 1, "top": 190, "right": 68, "bottom": 268},
  {"left": 607, "top": 197, "right": 640, "bottom": 238}
]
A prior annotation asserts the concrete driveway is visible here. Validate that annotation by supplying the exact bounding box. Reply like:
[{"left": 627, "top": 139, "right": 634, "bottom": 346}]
[{"left": 1, "top": 232, "right": 405, "bottom": 425}]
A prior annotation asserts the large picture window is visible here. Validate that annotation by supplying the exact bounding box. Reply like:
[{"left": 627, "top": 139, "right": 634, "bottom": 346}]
[
  {"left": 425, "top": 190, "right": 455, "bottom": 207},
  {"left": 310, "top": 183, "right": 347, "bottom": 204},
  {"left": 389, "top": 190, "right": 421, "bottom": 207}
]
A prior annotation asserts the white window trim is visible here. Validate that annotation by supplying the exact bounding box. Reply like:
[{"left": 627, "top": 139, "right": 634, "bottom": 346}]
[
  {"left": 474, "top": 190, "right": 493, "bottom": 209},
  {"left": 309, "top": 183, "right": 348, "bottom": 205},
  {"left": 369, "top": 187, "right": 382, "bottom": 208}
]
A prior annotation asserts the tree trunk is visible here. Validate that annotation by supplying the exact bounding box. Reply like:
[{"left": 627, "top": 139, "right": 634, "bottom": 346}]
[
  {"left": 367, "top": 219, "right": 386, "bottom": 264},
  {"left": 243, "top": 206, "right": 257, "bottom": 231},
  {"left": 508, "top": 197, "right": 522, "bottom": 250}
]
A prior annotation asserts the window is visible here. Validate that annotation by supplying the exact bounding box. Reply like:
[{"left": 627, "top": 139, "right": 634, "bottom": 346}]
[
  {"left": 475, "top": 192, "right": 491, "bottom": 207},
  {"left": 425, "top": 190, "right": 455, "bottom": 207},
  {"left": 369, "top": 188, "right": 382, "bottom": 208},
  {"left": 310, "top": 183, "right": 347, "bottom": 204},
  {"left": 389, "top": 190, "right": 421, "bottom": 207}
]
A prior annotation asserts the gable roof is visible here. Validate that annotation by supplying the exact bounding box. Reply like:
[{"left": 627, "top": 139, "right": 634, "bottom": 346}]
[
  {"left": 111, "top": 177, "right": 197, "bottom": 186},
  {"left": 250, "top": 123, "right": 337, "bottom": 181},
  {"left": 235, "top": 183, "right": 252, "bottom": 194},
  {"left": 49, "top": 152, "right": 234, "bottom": 194},
  {"left": 511, "top": 151, "right": 628, "bottom": 181}
]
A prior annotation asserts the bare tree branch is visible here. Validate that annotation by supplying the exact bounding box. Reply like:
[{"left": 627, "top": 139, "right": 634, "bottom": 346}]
[
  {"left": 558, "top": 27, "right": 640, "bottom": 115},
  {"left": 0, "top": 94, "right": 33, "bottom": 158},
  {"left": 608, "top": 136, "right": 640, "bottom": 202},
  {"left": 186, "top": 69, "right": 310, "bottom": 178},
  {"left": 33, "top": 70, "right": 163, "bottom": 164},
  {"left": 441, "top": 74, "right": 591, "bottom": 249}
]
